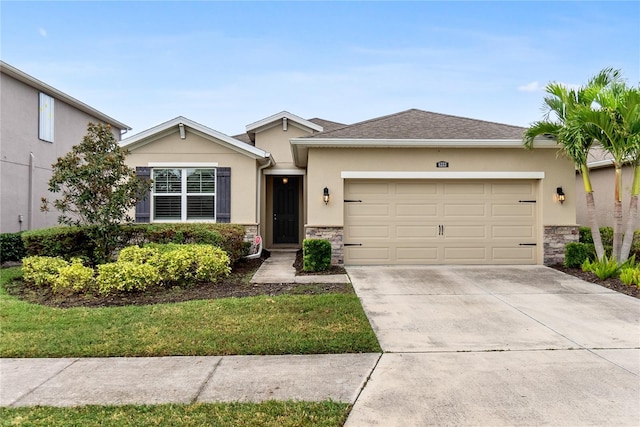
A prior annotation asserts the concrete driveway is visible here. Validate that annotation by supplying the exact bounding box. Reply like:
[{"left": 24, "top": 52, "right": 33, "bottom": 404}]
[{"left": 345, "top": 265, "right": 640, "bottom": 426}]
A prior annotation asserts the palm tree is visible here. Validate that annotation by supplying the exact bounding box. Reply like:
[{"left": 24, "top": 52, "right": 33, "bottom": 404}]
[
  {"left": 574, "top": 82, "right": 640, "bottom": 261},
  {"left": 523, "top": 69, "right": 621, "bottom": 260}
]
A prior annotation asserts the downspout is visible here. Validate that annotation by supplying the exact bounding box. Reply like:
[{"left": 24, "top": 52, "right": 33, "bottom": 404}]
[
  {"left": 28, "top": 152, "right": 34, "bottom": 230},
  {"left": 256, "top": 154, "right": 274, "bottom": 236}
]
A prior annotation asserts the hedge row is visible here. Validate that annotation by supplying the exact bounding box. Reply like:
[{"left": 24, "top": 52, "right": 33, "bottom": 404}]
[
  {"left": 2, "top": 223, "right": 247, "bottom": 265},
  {"left": 565, "top": 227, "right": 640, "bottom": 267}
]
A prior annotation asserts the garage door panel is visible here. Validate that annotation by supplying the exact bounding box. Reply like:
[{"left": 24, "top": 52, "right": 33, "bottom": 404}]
[
  {"left": 493, "top": 247, "right": 536, "bottom": 262},
  {"left": 492, "top": 183, "right": 535, "bottom": 195},
  {"left": 444, "top": 247, "right": 487, "bottom": 261},
  {"left": 492, "top": 204, "right": 534, "bottom": 217},
  {"left": 444, "top": 225, "right": 486, "bottom": 238},
  {"left": 395, "top": 203, "right": 438, "bottom": 217},
  {"left": 396, "top": 225, "right": 438, "bottom": 238},
  {"left": 346, "top": 203, "right": 389, "bottom": 217},
  {"left": 396, "top": 247, "right": 439, "bottom": 261},
  {"left": 492, "top": 225, "right": 535, "bottom": 239},
  {"left": 344, "top": 180, "right": 537, "bottom": 265},
  {"left": 396, "top": 182, "right": 437, "bottom": 195},
  {"left": 444, "top": 204, "right": 486, "bottom": 217},
  {"left": 347, "top": 225, "right": 389, "bottom": 238},
  {"left": 443, "top": 183, "right": 486, "bottom": 195}
]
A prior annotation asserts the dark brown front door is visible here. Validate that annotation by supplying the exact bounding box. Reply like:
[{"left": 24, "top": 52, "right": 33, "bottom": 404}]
[{"left": 273, "top": 176, "right": 299, "bottom": 244}]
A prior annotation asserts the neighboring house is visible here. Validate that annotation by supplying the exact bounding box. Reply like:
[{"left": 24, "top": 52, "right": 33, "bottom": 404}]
[
  {"left": 0, "top": 61, "right": 130, "bottom": 233},
  {"left": 575, "top": 146, "right": 636, "bottom": 228},
  {"left": 122, "top": 109, "right": 576, "bottom": 266}
]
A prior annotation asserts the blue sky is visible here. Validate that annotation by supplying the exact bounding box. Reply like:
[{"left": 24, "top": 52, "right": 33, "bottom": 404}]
[{"left": 2, "top": 1, "right": 638, "bottom": 137}]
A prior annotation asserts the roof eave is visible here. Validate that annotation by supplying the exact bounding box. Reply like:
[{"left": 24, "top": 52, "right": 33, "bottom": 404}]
[{"left": 0, "top": 61, "right": 131, "bottom": 131}]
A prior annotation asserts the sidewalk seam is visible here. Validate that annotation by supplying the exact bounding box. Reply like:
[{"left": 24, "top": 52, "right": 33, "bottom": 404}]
[
  {"left": 10, "top": 358, "right": 79, "bottom": 407},
  {"left": 191, "top": 357, "right": 223, "bottom": 404}
]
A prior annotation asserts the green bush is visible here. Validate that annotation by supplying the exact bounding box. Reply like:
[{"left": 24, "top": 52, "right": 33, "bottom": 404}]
[
  {"left": 582, "top": 256, "right": 620, "bottom": 280},
  {"left": 22, "top": 227, "right": 95, "bottom": 261},
  {"left": 0, "top": 232, "right": 26, "bottom": 262},
  {"left": 22, "top": 256, "right": 69, "bottom": 287},
  {"left": 303, "top": 239, "right": 332, "bottom": 272},
  {"left": 579, "top": 226, "right": 614, "bottom": 246},
  {"left": 117, "top": 245, "right": 159, "bottom": 264},
  {"left": 149, "top": 244, "right": 230, "bottom": 284},
  {"left": 53, "top": 259, "right": 95, "bottom": 293},
  {"left": 564, "top": 242, "right": 595, "bottom": 268},
  {"left": 96, "top": 262, "right": 160, "bottom": 295}
]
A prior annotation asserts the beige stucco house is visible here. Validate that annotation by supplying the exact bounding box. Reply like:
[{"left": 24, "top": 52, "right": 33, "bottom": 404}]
[
  {"left": 122, "top": 109, "right": 576, "bottom": 265},
  {"left": 0, "top": 61, "right": 130, "bottom": 233}
]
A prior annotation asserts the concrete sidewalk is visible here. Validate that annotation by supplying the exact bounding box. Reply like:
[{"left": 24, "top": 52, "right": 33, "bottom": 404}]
[
  {"left": 250, "top": 251, "right": 350, "bottom": 284},
  {"left": 1, "top": 354, "right": 380, "bottom": 407}
]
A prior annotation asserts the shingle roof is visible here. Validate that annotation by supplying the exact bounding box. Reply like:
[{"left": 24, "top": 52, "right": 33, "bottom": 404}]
[{"left": 306, "top": 109, "right": 526, "bottom": 140}]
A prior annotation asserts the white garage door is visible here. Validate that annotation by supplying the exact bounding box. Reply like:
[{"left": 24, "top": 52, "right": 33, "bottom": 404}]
[{"left": 344, "top": 180, "right": 538, "bottom": 265}]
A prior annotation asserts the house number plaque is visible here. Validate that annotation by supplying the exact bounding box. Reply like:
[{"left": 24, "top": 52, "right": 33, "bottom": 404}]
[{"left": 436, "top": 161, "right": 449, "bottom": 168}]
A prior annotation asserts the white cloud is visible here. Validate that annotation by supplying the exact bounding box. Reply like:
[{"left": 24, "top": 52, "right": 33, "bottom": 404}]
[
  {"left": 518, "top": 81, "right": 543, "bottom": 92},
  {"left": 38, "top": 27, "right": 47, "bottom": 38}
]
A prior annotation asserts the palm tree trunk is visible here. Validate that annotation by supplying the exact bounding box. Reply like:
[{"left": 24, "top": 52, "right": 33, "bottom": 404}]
[
  {"left": 612, "top": 165, "right": 623, "bottom": 261},
  {"left": 581, "top": 164, "right": 605, "bottom": 260},
  {"left": 620, "top": 165, "right": 640, "bottom": 262}
]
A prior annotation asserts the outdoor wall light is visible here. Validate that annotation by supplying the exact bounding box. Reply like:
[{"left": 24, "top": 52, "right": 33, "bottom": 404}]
[
  {"left": 556, "top": 187, "right": 566, "bottom": 204},
  {"left": 282, "top": 177, "right": 288, "bottom": 184},
  {"left": 323, "top": 187, "right": 330, "bottom": 205}
]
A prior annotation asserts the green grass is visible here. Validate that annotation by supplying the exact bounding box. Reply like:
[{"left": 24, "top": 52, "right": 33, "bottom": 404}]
[
  {"left": 0, "top": 268, "right": 380, "bottom": 357},
  {"left": 0, "top": 401, "right": 350, "bottom": 427}
]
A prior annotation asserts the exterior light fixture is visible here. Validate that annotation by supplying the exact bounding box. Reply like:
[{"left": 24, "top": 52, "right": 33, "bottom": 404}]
[
  {"left": 323, "top": 187, "right": 330, "bottom": 205},
  {"left": 282, "top": 177, "right": 288, "bottom": 184},
  {"left": 556, "top": 187, "right": 565, "bottom": 204}
]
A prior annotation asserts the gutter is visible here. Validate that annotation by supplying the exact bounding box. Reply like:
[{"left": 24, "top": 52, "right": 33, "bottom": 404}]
[{"left": 243, "top": 155, "right": 273, "bottom": 260}]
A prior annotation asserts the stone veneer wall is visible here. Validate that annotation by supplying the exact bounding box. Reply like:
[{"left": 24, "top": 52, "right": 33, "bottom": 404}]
[
  {"left": 305, "top": 226, "right": 344, "bottom": 265},
  {"left": 242, "top": 224, "right": 259, "bottom": 253},
  {"left": 543, "top": 225, "right": 579, "bottom": 265}
]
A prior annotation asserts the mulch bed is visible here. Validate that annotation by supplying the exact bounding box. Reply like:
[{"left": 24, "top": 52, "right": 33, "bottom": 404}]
[
  {"left": 2, "top": 256, "right": 352, "bottom": 309},
  {"left": 552, "top": 265, "right": 639, "bottom": 299}
]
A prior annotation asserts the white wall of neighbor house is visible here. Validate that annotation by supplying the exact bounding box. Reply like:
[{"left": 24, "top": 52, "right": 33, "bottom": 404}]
[
  {"left": 575, "top": 165, "right": 636, "bottom": 228},
  {"left": 306, "top": 146, "right": 575, "bottom": 226},
  {"left": 124, "top": 130, "right": 258, "bottom": 224},
  {"left": 0, "top": 72, "right": 123, "bottom": 233}
]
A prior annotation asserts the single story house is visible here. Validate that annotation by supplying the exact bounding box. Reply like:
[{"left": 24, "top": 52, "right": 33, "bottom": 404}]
[{"left": 121, "top": 109, "right": 576, "bottom": 266}]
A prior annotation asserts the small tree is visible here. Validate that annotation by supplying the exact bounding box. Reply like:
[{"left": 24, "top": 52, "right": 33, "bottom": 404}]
[{"left": 41, "top": 123, "right": 151, "bottom": 263}]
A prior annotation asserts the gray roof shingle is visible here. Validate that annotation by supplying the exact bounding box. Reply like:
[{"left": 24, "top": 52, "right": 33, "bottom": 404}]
[{"left": 306, "top": 109, "right": 526, "bottom": 140}]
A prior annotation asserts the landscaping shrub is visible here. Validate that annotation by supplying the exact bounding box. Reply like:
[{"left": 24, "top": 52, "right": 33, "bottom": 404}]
[
  {"left": 564, "top": 242, "right": 595, "bottom": 268},
  {"left": 579, "top": 226, "right": 614, "bottom": 246},
  {"left": 582, "top": 256, "right": 620, "bottom": 280},
  {"left": 0, "top": 232, "right": 26, "bottom": 262},
  {"left": 117, "top": 245, "right": 159, "bottom": 264},
  {"left": 303, "top": 239, "right": 332, "bottom": 272},
  {"left": 148, "top": 244, "right": 231, "bottom": 284},
  {"left": 22, "top": 256, "right": 69, "bottom": 287},
  {"left": 96, "top": 262, "right": 160, "bottom": 295},
  {"left": 620, "top": 267, "right": 640, "bottom": 287},
  {"left": 53, "top": 259, "right": 95, "bottom": 293},
  {"left": 22, "top": 227, "right": 95, "bottom": 261}
]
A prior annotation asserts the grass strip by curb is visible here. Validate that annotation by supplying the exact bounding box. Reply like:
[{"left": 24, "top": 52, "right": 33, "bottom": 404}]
[{"left": 0, "top": 401, "right": 350, "bottom": 427}]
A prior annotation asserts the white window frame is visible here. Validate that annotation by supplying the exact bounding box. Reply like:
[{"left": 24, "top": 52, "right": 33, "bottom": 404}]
[
  {"left": 39, "top": 93, "right": 54, "bottom": 142},
  {"left": 151, "top": 166, "right": 218, "bottom": 222}
]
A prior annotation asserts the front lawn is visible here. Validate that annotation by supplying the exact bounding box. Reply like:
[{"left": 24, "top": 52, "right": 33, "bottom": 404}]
[
  {"left": 0, "top": 401, "right": 349, "bottom": 427},
  {"left": 0, "top": 267, "right": 380, "bottom": 358}
]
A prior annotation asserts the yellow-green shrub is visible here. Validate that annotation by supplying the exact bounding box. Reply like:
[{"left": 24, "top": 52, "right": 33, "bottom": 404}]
[
  {"left": 117, "top": 245, "right": 159, "bottom": 264},
  {"left": 96, "top": 262, "right": 160, "bottom": 295},
  {"left": 620, "top": 267, "right": 640, "bottom": 287},
  {"left": 22, "top": 256, "right": 69, "bottom": 287},
  {"left": 53, "top": 259, "right": 95, "bottom": 293},
  {"left": 150, "top": 244, "right": 230, "bottom": 284}
]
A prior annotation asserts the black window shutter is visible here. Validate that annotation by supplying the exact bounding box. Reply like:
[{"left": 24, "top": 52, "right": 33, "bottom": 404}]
[
  {"left": 216, "top": 167, "right": 231, "bottom": 223},
  {"left": 135, "top": 167, "right": 151, "bottom": 223}
]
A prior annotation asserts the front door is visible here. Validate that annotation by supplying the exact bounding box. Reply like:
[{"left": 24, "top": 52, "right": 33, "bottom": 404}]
[{"left": 273, "top": 176, "right": 299, "bottom": 244}]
